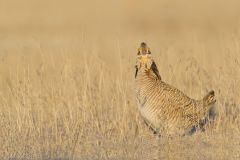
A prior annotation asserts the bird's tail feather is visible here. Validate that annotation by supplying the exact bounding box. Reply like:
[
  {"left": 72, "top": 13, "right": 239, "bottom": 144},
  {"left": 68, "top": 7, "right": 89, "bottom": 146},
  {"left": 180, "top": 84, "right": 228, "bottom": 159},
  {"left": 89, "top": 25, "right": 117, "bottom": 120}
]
[{"left": 203, "top": 90, "right": 216, "bottom": 107}]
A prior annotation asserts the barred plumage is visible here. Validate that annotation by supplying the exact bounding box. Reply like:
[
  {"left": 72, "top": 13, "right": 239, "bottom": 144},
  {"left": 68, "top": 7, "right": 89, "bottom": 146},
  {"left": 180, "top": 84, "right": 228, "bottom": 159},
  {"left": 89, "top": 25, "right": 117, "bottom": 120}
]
[{"left": 135, "top": 42, "right": 216, "bottom": 136}]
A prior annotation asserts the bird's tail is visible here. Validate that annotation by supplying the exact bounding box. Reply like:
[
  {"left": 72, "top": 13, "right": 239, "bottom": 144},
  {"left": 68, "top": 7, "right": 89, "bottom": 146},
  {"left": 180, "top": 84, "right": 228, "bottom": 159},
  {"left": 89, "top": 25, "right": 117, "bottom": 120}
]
[
  {"left": 199, "top": 90, "right": 217, "bottom": 129},
  {"left": 203, "top": 90, "right": 216, "bottom": 107}
]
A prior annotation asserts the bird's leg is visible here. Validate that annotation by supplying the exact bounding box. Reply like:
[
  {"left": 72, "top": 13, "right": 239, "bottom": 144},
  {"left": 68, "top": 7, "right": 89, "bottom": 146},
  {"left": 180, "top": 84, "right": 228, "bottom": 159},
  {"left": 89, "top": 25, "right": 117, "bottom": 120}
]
[{"left": 144, "top": 119, "right": 159, "bottom": 135}]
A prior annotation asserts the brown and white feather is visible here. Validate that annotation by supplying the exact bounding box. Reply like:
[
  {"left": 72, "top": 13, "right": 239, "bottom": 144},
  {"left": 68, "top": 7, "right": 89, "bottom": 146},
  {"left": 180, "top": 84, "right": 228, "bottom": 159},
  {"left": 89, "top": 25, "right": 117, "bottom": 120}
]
[{"left": 135, "top": 43, "right": 216, "bottom": 136}]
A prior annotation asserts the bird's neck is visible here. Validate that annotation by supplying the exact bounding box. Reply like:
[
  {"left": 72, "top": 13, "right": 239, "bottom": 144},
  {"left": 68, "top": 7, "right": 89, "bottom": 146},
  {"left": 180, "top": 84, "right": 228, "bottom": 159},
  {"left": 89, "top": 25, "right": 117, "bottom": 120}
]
[{"left": 136, "top": 69, "right": 159, "bottom": 86}]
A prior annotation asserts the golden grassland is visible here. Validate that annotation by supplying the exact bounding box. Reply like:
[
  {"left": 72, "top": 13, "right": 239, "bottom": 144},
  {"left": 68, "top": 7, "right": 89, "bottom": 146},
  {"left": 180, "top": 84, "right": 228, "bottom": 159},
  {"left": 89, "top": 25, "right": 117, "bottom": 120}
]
[
  {"left": 0, "top": 31, "right": 240, "bottom": 160},
  {"left": 0, "top": 0, "right": 240, "bottom": 159}
]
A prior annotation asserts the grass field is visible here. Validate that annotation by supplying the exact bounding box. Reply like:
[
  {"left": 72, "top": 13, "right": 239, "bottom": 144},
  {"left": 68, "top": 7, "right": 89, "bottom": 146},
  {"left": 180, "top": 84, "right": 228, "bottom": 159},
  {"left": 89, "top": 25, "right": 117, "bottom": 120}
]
[{"left": 0, "top": 0, "right": 240, "bottom": 159}]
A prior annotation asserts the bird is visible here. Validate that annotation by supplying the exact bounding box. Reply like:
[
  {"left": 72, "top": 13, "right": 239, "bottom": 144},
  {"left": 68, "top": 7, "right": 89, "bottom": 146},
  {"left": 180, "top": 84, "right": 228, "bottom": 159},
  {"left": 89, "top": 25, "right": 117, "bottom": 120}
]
[{"left": 135, "top": 42, "right": 216, "bottom": 136}]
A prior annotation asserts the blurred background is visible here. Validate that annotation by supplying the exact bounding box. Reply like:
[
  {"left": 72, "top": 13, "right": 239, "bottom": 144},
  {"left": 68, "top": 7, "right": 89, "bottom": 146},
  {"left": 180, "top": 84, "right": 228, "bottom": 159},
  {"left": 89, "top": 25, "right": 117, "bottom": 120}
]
[
  {"left": 1, "top": 0, "right": 240, "bottom": 32},
  {"left": 1, "top": 0, "right": 240, "bottom": 70}
]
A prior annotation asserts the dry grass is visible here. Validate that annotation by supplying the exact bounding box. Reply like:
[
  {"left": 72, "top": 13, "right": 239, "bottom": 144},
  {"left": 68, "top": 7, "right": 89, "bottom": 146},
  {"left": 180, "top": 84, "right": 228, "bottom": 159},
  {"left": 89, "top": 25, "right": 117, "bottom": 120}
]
[{"left": 0, "top": 0, "right": 240, "bottom": 159}]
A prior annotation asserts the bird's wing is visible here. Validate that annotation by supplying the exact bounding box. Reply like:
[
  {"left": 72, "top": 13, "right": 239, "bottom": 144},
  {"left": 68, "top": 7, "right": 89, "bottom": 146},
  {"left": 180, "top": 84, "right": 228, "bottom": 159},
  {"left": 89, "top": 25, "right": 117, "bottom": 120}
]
[
  {"left": 161, "top": 83, "right": 199, "bottom": 122},
  {"left": 159, "top": 83, "right": 198, "bottom": 111}
]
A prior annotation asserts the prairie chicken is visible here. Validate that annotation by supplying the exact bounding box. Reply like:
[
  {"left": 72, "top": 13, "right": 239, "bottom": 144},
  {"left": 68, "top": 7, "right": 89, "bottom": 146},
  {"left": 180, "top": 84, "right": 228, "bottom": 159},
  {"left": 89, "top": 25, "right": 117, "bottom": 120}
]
[{"left": 135, "top": 42, "right": 216, "bottom": 136}]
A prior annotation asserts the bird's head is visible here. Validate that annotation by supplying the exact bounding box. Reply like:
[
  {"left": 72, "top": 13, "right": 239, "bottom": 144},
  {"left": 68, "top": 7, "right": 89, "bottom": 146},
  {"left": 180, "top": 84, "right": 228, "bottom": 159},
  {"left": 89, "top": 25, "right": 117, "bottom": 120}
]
[
  {"left": 137, "top": 42, "right": 151, "bottom": 55},
  {"left": 135, "top": 42, "right": 161, "bottom": 80},
  {"left": 136, "top": 42, "right": 153, "bottom": 70}
]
